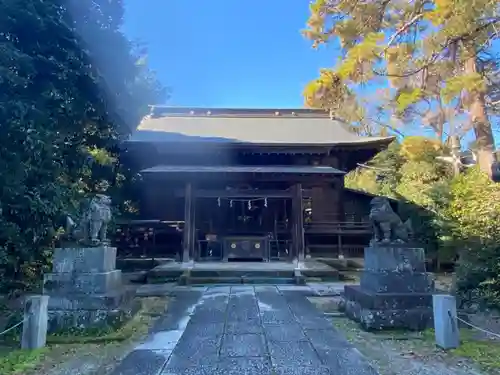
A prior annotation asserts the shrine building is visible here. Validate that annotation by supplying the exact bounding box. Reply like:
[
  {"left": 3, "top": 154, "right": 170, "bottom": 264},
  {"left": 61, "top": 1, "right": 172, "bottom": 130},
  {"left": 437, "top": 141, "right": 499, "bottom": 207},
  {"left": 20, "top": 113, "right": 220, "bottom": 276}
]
[{"left": 118, "top": 107, "right": 394, "bottom": 264}]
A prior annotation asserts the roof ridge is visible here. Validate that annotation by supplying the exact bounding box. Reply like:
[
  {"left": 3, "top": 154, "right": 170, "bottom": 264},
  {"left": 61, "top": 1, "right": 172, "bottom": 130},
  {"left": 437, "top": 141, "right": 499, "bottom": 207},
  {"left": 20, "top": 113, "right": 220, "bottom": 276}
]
[
  {"left": 149, "top": 106, "right": 331, "bottom": 119},
  {"left": 151, "top": 113, "right": 332, "bottom": 119}
]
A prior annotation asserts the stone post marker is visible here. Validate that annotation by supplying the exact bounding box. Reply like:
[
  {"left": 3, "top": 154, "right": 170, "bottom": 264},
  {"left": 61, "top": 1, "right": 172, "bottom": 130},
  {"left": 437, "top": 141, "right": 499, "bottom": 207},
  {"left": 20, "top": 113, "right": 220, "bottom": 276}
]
[
  {"left": 21, "top": 295, "right": 49, "bottom": 350},
  {"left": 433, "top": 294, "right": 459, "bottom": 349}
]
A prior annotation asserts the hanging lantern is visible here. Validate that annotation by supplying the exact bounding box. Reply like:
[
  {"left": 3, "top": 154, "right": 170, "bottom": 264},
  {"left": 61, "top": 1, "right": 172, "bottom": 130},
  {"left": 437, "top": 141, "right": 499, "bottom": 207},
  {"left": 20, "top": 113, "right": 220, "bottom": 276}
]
[
  {"left": 217, "top": 197, "right": 221, "bottom": 207},
  {"left": 230, "top": 200, "right": 233, "bottom": 208},
  {"left": 264, "top": 198, "right": 268, "bottom": 208},
  {"left": 248, "top": 200, "right": 251, "bottom": 210}
]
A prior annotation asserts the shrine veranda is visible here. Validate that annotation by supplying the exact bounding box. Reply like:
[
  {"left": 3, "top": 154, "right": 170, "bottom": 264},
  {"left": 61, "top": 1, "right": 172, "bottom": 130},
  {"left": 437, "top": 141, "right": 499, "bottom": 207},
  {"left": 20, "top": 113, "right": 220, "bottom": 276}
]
[{"left": 116, "top": 107, "right": 395, "bottom": 264}]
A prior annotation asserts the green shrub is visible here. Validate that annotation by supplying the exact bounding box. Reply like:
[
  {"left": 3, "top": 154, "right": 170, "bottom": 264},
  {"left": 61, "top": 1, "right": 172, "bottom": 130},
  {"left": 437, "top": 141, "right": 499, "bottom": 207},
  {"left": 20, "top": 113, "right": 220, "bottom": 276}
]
[
  {"left": 454, "top": 240, "right": 500, "bottom": 309},
  {"left": 446, "top": 168, "right": 500, "bottom": 308}
]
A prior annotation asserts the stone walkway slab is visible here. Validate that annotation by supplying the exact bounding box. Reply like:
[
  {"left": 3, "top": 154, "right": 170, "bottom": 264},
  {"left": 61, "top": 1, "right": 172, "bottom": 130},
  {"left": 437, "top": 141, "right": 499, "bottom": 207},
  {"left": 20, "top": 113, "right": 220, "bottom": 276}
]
[{"left": 110, "top": 285, "right": 378, "bottom": 375}]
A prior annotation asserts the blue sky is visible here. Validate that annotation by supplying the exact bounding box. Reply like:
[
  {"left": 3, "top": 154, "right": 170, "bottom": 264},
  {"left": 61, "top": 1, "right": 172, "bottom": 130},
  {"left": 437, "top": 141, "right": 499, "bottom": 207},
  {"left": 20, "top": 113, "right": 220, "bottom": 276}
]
[
  {"left": 122, "top": 0, "right": 498, "bottom": 146},
  {"left": 123, "top": 0, "right": 338, "bottom": 108}
]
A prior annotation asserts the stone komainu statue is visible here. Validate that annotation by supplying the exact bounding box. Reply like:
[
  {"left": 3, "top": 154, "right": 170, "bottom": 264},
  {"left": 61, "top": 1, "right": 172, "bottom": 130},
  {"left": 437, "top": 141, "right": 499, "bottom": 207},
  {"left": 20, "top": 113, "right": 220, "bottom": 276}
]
[
  {"left": 369, "top": 197, "right": 412, "bottom": 244},
  {"left": 65, "top": 194, "right": 112, "bottom": 246}
]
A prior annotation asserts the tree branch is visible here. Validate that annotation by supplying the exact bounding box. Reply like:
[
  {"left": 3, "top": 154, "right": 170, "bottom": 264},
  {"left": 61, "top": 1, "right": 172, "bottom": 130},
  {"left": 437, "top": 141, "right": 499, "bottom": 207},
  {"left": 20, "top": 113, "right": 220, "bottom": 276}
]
[
  {"left": 374, "top": 19, "right": 500, "bottom": 78},
  {"left": 385, "top": 13, "right": 425, "bottom": 50}
]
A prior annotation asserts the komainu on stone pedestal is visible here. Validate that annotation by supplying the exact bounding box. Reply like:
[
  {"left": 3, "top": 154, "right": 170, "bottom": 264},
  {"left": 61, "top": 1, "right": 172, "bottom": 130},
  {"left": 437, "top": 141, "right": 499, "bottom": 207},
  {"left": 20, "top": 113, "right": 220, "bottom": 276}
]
[
  {"left": 43, "top": 246, "right": 140, "bottom": 333},
  {"left": 342, "top": 246, "right": 435, "bottom": 331},
  {"left": 63, "top": 194, "right": 112, "bottom": 247},
  {"left": 369, "top": 197, "right": 412, "bottom": 244}
]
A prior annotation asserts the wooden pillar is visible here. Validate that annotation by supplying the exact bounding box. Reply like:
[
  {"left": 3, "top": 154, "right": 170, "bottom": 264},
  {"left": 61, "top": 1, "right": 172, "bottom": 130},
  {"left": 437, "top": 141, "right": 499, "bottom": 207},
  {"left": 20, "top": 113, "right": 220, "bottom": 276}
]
[
  {"left": 291, "top": 183, "right": 305, "bottom": 263},
  {"left": 182, "top": 182, "right": 194, "bottom": 263}
]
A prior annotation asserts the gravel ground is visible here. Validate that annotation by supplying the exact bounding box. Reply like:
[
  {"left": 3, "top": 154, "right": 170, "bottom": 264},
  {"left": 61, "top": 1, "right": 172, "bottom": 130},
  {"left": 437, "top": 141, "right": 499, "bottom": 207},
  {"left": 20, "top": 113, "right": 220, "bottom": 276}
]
[
  {"left": 309, "top": 295, "right": 490, "bottom": 375},
  {"left": 331, "top": 316, "right": 486, "bottom": 375}
]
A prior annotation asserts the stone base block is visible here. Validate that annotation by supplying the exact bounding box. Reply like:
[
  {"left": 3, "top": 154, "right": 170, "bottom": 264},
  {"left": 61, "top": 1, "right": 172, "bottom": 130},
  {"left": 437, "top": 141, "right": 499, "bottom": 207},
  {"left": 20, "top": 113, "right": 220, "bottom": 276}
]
[
  {"left": 47, "top": 288, "right": 134, "bottom": 311},
  {"left": 47, "top": 297, "right": 141, "bottom": 334},
  {"left": 52, "top": 246, "right": 117, "bottom": 273},
  {"left": 364, "top": 246, "right": 426, "bottom": 272},
  {"left": 343, "top": 285, "right": 433, "bottom": 331},
  {"left": 360, "top": 270, "right": 434, "bottom": 293},
  {"left": 43, "top": 269, "right": 122, "bottom": 294}
]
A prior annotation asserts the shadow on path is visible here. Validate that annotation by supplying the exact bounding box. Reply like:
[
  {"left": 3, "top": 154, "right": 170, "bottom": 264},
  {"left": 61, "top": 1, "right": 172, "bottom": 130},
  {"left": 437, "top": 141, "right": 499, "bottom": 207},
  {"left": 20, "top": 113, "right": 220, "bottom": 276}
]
[{"left": 110, "top": 285, "right": 378, "bottom": 375}]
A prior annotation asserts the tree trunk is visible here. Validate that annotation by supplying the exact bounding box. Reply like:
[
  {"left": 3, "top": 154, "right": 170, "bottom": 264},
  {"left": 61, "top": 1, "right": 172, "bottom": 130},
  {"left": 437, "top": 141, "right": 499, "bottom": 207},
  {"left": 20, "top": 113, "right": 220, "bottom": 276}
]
[
  {"left": 465, "top": 56, "right": 495, "bottom": 175},
  {"left": 449, "top": 135, "right": 461, "bottom": 177}
]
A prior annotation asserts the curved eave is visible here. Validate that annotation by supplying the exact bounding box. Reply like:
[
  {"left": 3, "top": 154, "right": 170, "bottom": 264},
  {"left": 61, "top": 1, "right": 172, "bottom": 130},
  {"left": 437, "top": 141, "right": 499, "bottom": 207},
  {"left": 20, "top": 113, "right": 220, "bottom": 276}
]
[{"left": 120, "top": 136, "right": 395, "bottom": 152}]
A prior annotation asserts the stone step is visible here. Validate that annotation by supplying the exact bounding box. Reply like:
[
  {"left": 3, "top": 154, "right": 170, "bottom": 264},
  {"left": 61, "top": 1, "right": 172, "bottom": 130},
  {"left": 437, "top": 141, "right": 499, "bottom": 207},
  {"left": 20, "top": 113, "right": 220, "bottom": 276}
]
[
  {"left": 146, "top": 266, "right": 339, "bottom": 285},
  {"left": 189, "top": 270, "right": 295, "bottom": 278},
  {"left": 185, "top": 277, "right": 296, "bottom": 285},
  {"left": 146, "top": 270, "right": 184, "bottom": 284},
  {"left": 305, "top": 276, "right": 339, "bottom": 283},
  {"left": 300, "top": 269, "right": 339, "bottom": 279}
]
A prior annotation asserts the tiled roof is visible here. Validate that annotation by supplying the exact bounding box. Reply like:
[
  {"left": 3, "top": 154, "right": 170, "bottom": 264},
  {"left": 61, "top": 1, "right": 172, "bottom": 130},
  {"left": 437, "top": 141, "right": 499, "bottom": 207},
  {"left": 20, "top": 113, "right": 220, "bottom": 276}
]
[{"left": 127, "top": 107, "right": 394, "bottom": 147}]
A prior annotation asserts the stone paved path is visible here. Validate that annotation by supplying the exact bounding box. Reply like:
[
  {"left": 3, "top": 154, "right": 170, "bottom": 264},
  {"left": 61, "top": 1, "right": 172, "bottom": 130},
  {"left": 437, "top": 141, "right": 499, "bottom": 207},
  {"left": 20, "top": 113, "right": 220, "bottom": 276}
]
[{"left": 110, "top": 285, "right": 378, "bottom": 375}]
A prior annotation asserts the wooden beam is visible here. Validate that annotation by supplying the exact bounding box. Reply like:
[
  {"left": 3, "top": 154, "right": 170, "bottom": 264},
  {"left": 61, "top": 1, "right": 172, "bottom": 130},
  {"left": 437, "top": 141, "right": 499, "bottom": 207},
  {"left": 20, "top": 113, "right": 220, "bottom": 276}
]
[
  {"left": 143, "top": 173, "right": 339, "bottom": 184},
  {"left": 149, "top": 143, "right": 333, "bottom": 155},
  {"left": 174, "top": 189, "right": 293, "bottom": 198}
]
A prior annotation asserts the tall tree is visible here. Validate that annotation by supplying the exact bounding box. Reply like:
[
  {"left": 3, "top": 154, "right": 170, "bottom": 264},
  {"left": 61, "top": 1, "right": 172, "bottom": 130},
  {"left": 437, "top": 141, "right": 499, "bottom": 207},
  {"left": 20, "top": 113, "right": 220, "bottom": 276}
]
[
  {"left": 67, "top": 0, "right": 166, "bottom": 134},
  {"left": 66, "top": 0, "right": 167, "bottom": 213},
  {"left": 303, "top": 0, "right": 500, "bottom": 174},
  {"left": 0, "top": 0, "right": 164, "bottom": 293}
]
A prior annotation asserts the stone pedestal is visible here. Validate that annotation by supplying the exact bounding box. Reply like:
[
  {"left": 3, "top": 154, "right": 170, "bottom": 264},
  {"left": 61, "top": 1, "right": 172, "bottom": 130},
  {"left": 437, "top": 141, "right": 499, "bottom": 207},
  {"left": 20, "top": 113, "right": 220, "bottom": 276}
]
[
  {"left": 342, "top": 246, "right": 435, "bottom": 331},
  {"left": 43, "top": 246, "right": 139, "bottom": 333}
]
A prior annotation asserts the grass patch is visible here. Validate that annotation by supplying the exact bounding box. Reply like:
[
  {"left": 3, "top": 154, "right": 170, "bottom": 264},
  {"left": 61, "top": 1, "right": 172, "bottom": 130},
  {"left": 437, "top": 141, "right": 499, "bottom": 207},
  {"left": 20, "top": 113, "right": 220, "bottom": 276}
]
[
  {"left": 0, "top": 297, "right": 167, "bottom": 375},
  {"left": 450, "top": 329, "right": 500, "bottom": 372},
  {"left": 47, "top": 296, "right": 165, "bottom": 344},
  {"left": 421, "top": 328, "right": 500, "bottom": 371},
  {"left": 0, "top": 348, "right": 48, "bottom": 375}
]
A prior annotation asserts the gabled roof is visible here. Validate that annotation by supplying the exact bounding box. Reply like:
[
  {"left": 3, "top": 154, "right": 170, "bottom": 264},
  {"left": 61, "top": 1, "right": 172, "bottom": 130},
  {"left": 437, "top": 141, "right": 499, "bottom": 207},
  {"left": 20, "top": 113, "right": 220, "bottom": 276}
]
[{"left": 126, "top": 107, "right": 394, "bottom": 147}]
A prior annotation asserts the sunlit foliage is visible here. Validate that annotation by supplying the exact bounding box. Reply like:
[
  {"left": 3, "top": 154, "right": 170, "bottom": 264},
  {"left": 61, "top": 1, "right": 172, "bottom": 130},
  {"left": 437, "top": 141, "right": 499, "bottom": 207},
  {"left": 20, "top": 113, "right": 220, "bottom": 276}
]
[{"left": 304, "top": 0, "right": 500, "bottom": 172}]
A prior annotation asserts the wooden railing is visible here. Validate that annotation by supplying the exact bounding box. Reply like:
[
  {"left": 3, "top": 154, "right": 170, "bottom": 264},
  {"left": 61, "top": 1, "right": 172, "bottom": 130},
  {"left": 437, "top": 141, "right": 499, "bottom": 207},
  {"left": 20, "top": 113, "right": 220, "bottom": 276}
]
[
  {"left": 307, "top": 244, "right": 365, "bottom": 258},
  {"left": 196, "top": 219, "right": 371, "bottom": 235},
  {"left": 112, "top": 218, "right": 372, "bottom": 260},
  {"left": 274, "top": 220, "right": 371, "bottom": 233},
  {"left": 304, "top": 221, "right": 371, "bottom": 233},
  {"left": 195, "top": 239, "right": 292, "bottom": 261},
  {"left": 113, "top": 222, "right": 182, "bottom": 260}
]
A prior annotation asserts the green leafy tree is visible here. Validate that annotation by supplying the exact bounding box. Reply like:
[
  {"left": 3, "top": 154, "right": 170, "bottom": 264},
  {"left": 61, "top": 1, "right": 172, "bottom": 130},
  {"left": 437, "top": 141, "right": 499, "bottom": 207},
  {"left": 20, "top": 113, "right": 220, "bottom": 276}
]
[
  {"left": 346, "top": 137, "right": 451, "bottom": 263},
  {"left": 0, "top": 0, "right": 164, "bottom": 294},
  {"left": 303, "top": 0, "right": 499, "bottom": 173},
  {"left": 347, "top": 134, "right": 500, "bottom": 306},
  {"left": 444, "top": 167, "right": 500, "bottom": 241},
  {"left": 444, "top": 168, "right": 500, "bottom": 307}
]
